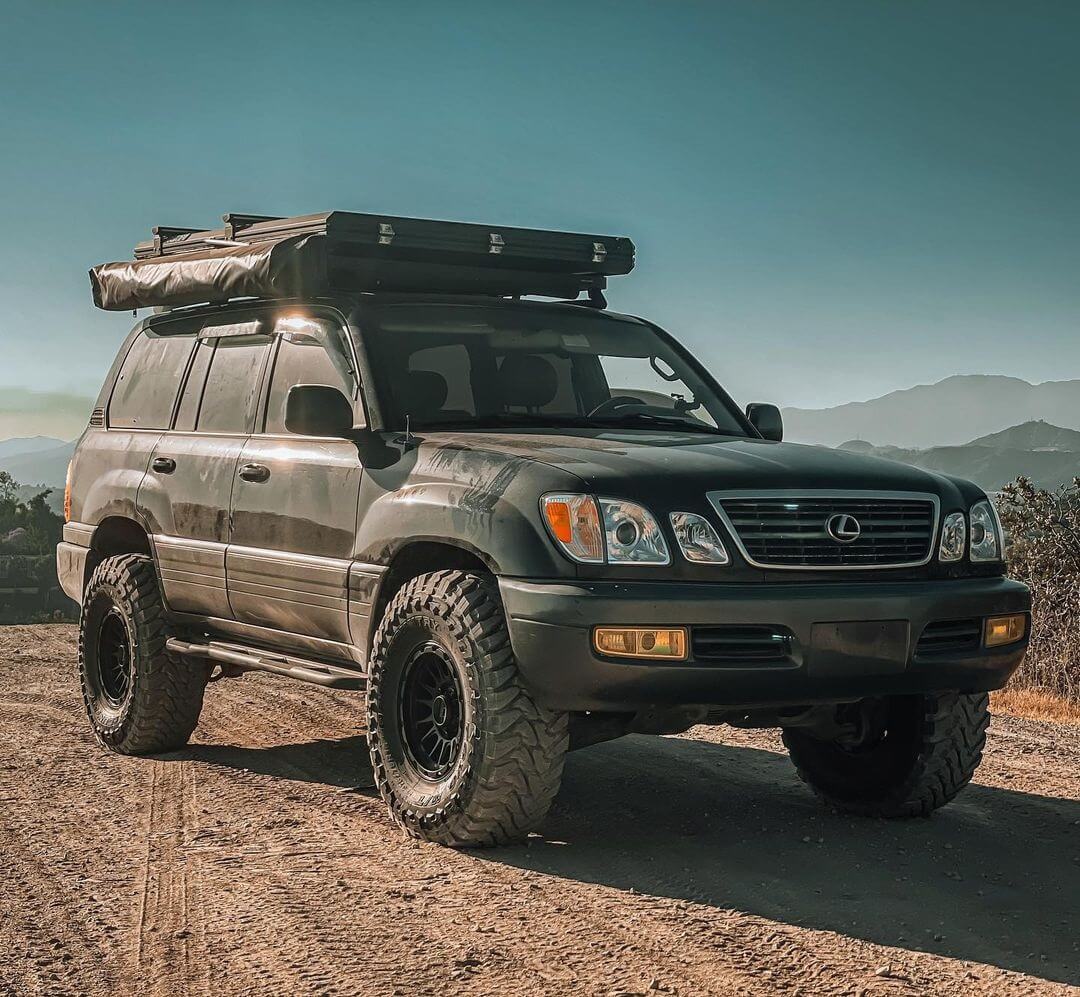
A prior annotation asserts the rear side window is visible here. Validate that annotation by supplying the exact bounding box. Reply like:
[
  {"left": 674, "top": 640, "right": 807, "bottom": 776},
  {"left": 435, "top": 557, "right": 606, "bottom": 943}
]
[
  {"left": 108, "top": 330, "right": 197, "bottom": 429},
  {"left": 196, "top": 334, "right": 273, "bottom": 434}
]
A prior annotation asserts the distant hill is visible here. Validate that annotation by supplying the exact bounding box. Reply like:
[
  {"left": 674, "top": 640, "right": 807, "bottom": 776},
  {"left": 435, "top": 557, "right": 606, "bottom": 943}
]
[
  {"left": 784, "top": 375, "right": 1080, "bottom": 448},
  {"left": 0, "top": 440, "right": 76, "bottom": 490},
  {"left": 966, "top": 420, "right": 1080, "bottom": 451},
  {"left": 0, "top": 436, "right": 66, "bottom": 460},
  {"left": 836, "top": 422, "right": 1080, "bottom": 492}
]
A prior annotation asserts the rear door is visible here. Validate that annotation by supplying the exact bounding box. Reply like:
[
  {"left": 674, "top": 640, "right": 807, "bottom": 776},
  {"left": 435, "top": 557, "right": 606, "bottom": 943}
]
[
  {"left": 141, "top": 312, "right": 273, "bottom": 618},
  {"left": 227, "top": 310, "right": 364, "bottom": 648},
  {"left": 87, "top": 321, "right": 199, "bottom": 538}
]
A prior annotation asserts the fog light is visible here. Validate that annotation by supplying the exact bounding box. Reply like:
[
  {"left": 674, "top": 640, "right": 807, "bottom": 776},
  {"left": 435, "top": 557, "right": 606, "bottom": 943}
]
[
  {"left": 984, "top": 614, "right": 1027, "bottom": 647},
  {"left": 594, "top": 627, "right": 688, "bottom": 660}
]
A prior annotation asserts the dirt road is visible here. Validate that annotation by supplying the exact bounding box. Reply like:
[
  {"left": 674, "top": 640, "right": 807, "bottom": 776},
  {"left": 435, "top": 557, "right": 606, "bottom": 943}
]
[{"left": 1, "top": 625, "right": 1077, "bottom": 996}]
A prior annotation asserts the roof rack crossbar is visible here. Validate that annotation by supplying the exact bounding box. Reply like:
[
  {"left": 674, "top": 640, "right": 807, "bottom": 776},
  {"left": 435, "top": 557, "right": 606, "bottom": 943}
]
[
  {"left": 222, "top": 213, "right": 284, "bottom": 240},
  {"left": 150, "top": 226, "right": 202, "bottom": 256}
]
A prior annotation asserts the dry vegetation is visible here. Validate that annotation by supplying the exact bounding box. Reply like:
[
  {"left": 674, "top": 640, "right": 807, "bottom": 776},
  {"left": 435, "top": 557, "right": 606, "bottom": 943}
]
[
  {"left": 991, "top": 687, "right": 1080, "bottom": 725},
  {"left": 997, "top": 477, "right": 1080, "bottom": 704}
]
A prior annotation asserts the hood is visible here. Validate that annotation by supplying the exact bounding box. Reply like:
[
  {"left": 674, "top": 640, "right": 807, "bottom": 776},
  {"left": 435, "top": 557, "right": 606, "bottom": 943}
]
[{"left": 421, "top": 428, "right": 976, "bottom": 508}]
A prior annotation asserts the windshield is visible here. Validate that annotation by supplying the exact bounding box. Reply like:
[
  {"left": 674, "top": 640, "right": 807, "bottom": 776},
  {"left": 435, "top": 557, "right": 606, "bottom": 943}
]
[{"left": 361, "top": 300, "right": 750, "bottom": 437}]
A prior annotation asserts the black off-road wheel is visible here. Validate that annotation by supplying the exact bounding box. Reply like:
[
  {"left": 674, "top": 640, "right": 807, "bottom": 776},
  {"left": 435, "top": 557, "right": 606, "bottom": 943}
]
[
  {"left": 366, "top": 570, "right": 568, "bottom": 847},
  {"left": 783, "top": 691, "right": 990, "bottom": 818},
  {"left": 79, "top": 554, "right": 208, "bottom": 754}
]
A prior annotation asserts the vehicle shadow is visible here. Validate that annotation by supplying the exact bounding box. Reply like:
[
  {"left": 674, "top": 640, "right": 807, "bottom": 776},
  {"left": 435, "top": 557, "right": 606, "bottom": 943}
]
[
  {"left": 163, "top": 727, "right": 1077, "bottom": 984},
  {"left": 486, "top": 734, "right": 1080, "bottom": 987},
  {"left": 176, "top": 735, "right": 376, "bottom": 790}
]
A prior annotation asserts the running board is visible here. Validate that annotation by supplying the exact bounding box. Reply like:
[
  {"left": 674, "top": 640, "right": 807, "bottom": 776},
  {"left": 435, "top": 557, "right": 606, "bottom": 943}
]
[{"left": 166, "top": 638, "right": 365, "bottom": 690}]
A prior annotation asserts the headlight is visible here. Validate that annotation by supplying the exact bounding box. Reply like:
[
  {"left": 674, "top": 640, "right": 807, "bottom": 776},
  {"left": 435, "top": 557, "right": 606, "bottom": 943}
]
[
  {"left": 670, "top": 511, "right": 729, "bottom": 564},
  {"left": 540, "top": 494, "right": 669, "bottom": 565},
  {"left": 969, "top": 500, "right": 1003, "bottom": 562},
  {"left": 938, "top": 511, "right": 966, "bottom": 562},
  {"left": 599, "top": 498, "right": 670, "bottom": 564}
]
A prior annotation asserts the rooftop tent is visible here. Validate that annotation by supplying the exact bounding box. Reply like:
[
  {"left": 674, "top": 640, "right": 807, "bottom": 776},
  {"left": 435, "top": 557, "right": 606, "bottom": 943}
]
[{"left": 89, "top": 211, "right": 635, "bottom": 311}]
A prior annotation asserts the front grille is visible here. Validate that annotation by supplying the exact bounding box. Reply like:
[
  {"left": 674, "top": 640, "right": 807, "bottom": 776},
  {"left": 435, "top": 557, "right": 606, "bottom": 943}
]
[
  {"left": 692, "top": 626, "right": 794, "bottom": 663},
  {"left": 916, "top": 618, "right": 981, "bottom": 656},
  {"left": 710, "top": 492, "right": 937, "bottom": 569}
]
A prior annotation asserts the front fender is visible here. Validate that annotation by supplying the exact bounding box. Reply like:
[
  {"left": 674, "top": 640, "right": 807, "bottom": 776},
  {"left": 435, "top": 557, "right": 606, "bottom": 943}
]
[{"left": 355, "top": 440, "right": 582, "bottom": 577}]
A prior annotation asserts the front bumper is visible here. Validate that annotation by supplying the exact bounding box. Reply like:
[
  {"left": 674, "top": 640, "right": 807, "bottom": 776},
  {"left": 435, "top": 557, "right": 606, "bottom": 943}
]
[{"left": 499, "top": 576, "right": 1031, "bottom": 712}]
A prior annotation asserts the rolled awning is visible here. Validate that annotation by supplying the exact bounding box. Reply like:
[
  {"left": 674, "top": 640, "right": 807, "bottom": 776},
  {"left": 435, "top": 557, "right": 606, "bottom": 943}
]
[{"left": 89, "top": 234, "right": 325, "bottom": 311}]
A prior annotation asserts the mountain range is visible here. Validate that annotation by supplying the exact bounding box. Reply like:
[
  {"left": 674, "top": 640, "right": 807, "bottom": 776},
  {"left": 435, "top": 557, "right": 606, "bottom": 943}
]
[
  {"left": 0, "top": 438, "right": 76, "bottom": 491},
  {"left": 783, "top": 375, "right": 1080, "bottom": 449},
  {"left": 839, "top": 421, "right": 1080, "bottom": 492}
]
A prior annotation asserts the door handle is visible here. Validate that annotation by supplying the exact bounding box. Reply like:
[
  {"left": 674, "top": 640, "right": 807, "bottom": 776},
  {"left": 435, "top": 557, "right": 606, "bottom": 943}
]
[
  {"left": 238, "top": 463, "right": 270, "bottom": 483},
  {"left": 151, "top": 456, "right": 176, "bottom": 474}
]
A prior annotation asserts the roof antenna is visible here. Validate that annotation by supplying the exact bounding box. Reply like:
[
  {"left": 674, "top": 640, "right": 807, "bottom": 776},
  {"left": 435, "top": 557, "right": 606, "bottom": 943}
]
[{"left": 404, "top": 414, "right": 412, "bottom": 445}]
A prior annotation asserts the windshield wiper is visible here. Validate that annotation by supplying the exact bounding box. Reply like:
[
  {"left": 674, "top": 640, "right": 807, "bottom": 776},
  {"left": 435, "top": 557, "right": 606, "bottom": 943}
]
[
  {"left": 416, "top": 411, "right": 734, "bottom": 435},
  {"left": 420, "top": 413, "right": 596, "bottom": 431},
  {"left": 588, "top": 412, "right": 731, "bottom": 435}
]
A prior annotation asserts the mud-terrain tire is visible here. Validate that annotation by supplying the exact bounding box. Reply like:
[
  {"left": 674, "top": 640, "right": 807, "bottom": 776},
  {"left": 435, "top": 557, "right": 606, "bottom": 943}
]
[
  {"left": 366, "top": 570, "right": 568, "bottom": 847},
  {"left": 79, "top": 554, "right": 207, "bottom": 754},
  {"left": 783, "top": 691, "right": 989, "bottom": 817}
]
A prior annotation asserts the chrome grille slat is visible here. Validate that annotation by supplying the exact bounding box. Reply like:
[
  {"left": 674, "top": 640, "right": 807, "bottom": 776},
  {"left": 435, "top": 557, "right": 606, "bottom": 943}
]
[{"left": 708, "top": 490, "right": 939, "bottom": 571}]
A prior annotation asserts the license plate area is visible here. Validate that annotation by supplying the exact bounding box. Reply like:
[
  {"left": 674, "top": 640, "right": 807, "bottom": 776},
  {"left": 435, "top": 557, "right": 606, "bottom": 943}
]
[{"left": 808, "top": 620, "right": 910, "bottom": 676}]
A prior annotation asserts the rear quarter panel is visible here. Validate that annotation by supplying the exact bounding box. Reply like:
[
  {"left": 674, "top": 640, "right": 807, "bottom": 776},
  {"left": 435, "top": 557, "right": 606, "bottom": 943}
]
[{"left": 68, "top": 427, "right": 162, "bottom": 530}]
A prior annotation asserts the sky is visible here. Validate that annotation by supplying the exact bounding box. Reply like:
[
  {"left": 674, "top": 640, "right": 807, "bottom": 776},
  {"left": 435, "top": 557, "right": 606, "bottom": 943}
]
[{"left": 1, "top": 0, "right": 1077, "bottom": 436}]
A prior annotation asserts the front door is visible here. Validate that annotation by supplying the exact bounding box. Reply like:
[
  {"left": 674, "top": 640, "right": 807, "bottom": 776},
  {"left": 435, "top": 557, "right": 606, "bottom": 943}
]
[
  {"left": 142, "top": 314, "right": 273, "bottom": 618},
  {"left": 227, "top": 311, "right": 363, "bottom": 648}
]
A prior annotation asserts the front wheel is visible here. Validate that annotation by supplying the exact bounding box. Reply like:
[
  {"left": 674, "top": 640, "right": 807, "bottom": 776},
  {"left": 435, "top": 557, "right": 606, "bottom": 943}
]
[
  {"left": 783, "top": 691, "right": 990, "bottom": 817},
  {"left": 366, "top": 570, "right": 568, "bottom": 847}
]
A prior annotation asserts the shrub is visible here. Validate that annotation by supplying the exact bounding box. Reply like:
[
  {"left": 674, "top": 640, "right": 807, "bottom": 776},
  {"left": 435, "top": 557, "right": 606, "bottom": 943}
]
[{"left": 997, "top": 476, "right": 1080, "bottom": 702}]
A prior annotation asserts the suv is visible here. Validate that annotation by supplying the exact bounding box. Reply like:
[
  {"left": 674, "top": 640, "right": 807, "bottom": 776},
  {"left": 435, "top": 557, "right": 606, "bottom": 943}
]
[{"left": 61, "top": 212, "right": 1030, "bottom": 847}]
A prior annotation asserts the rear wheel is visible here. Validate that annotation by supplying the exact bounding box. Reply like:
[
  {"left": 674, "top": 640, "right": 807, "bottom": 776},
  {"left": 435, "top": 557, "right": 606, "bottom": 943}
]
[
  {"left": 783, "top": 691, "right": 990, "bottom": 817},
  {"left": 79, "top": 554, "right": 208, "bottom": 754},
  {"left": 366, "top": 570, "right": 568, "bottom": 847}
]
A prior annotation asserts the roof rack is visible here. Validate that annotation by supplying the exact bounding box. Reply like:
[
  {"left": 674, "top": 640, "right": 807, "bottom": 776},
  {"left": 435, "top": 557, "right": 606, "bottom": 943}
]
[{"left": 90, "top": 210, "right": 635, "bottom": 312}]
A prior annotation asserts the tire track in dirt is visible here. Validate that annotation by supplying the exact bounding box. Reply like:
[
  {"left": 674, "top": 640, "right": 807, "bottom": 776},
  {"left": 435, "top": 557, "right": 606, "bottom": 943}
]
[{"left": 133, "top": 760, "right": 210, "bottom": 997}]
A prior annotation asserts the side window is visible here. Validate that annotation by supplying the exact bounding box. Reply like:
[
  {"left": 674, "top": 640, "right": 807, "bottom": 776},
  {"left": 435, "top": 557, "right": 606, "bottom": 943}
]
[
  {"left": 196, "top": 334, "right": 273, "bottom": 434},
  {"left": 108, "top": 329, "right": 197, "bottom": 429},
  {"left": 264, "top": 316, "right": 358, "bottom": 435},
  {"left": 173, "top": 339, "right": 213, "bottom": 432}
]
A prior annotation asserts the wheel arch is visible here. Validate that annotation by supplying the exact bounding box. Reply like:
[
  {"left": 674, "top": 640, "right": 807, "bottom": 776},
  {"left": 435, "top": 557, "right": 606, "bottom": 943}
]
[
  {"left": 85, "top": 516, "right": 154, "bottom": 591},
  {"left": 366, "top": 540, "right": 493, "bottom": 659}
]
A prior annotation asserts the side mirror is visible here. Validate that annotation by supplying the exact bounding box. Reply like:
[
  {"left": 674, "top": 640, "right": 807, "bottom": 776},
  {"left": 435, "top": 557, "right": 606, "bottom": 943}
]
[
  {"left": 285, "top": 384, "right": 354, "bottom": 438},
  {"left": 746, "top": 402, "right": 783, "bottom": 442}
]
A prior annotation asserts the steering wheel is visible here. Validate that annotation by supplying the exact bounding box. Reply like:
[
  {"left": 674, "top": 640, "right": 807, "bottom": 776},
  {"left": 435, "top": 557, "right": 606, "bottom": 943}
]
[{"left": 588, "top": 395, "right": 647, "bottom": 418}]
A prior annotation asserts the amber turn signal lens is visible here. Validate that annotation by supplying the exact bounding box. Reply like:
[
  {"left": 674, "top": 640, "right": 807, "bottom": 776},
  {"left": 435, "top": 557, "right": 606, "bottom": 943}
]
[
  {"left": 544, "top": 499, "right": 573, "bottom": 543},
  {"left": 984, "top": 614, "right": 1027, "bottom": 647},
  {"left": 594, "top": 627, "right": 688, "bottom": 660},
  {"left": 64, "top": 460, "right": 73, "bottom": 523}
]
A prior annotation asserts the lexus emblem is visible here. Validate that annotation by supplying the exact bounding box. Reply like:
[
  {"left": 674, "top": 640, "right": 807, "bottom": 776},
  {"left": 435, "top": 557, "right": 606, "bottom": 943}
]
[{"left": 825, "top": 513, "right": 861, "bottom": 544}]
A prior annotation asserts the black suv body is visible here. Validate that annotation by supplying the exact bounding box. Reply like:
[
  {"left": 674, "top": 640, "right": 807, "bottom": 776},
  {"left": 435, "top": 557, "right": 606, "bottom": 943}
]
[{"left": 62, "top": 216, "right": 1030, "bottom": 846}]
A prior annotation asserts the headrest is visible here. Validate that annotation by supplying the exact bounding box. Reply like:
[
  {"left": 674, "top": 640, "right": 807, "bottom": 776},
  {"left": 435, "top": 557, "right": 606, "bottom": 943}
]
[
  {"left": 401, "top": 369, "right": 449, "bottom": 421},
  {"left": 498, "top": 353, "right": 559, "bottom": 410}
]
